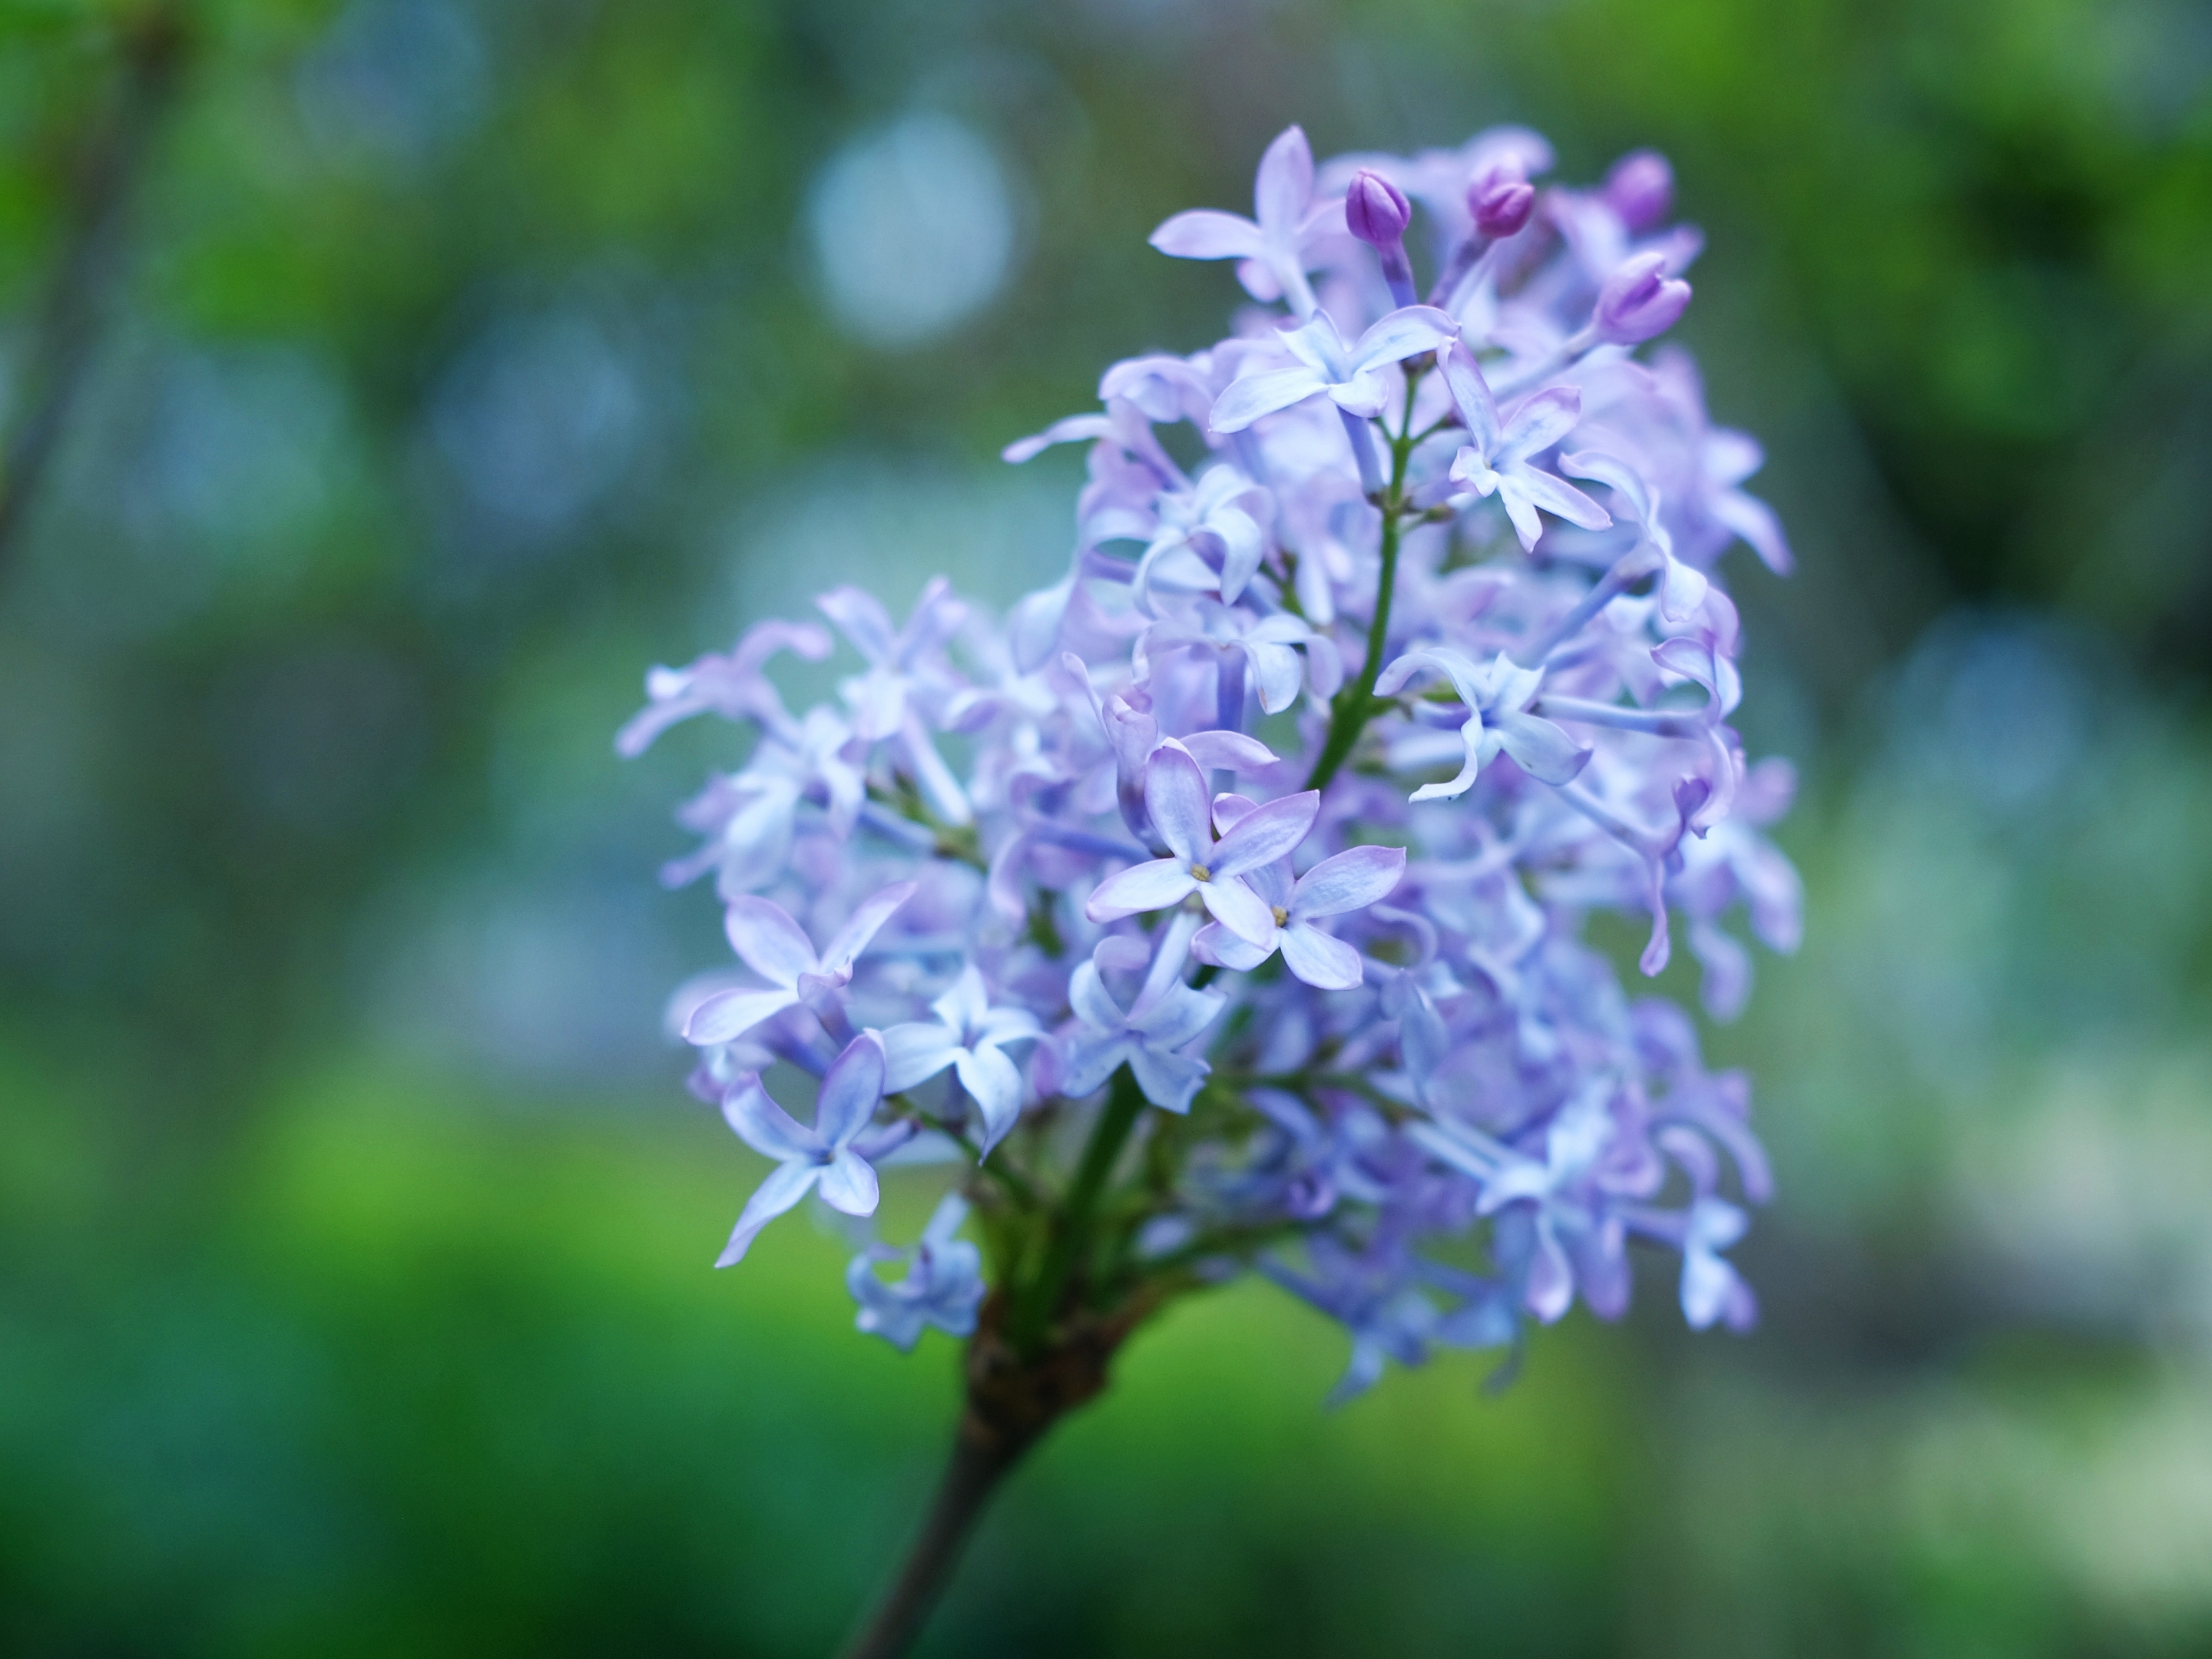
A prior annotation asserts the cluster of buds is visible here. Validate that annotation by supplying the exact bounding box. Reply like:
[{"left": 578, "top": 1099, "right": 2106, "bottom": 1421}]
[{"left": 624, "top": 123, "right": 1799, "bottom": 1402}]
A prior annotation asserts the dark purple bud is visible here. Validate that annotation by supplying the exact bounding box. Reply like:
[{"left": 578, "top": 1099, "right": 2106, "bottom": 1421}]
[
  {"left": 1469, "top": 174, "right": 1535, "bottom": 240},
  {"left": 1593, "top": 250, "right": 1692, "bottom": 344},
  {"left": 1602, "top": 149, "right": 1674, "bottom": 233},
  {"left": 1344, "top": 168, "right": 1412, "bottom": 249}
]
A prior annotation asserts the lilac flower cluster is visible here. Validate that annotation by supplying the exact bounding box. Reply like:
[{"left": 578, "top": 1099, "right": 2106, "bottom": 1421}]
[{"left": 624, "top": 124, "right": 1799, "bottom": 1399}]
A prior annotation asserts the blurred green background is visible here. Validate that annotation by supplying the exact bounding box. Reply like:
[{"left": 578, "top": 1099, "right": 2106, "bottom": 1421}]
[{"left": 2, "top": 0, "right": 2209, "bottom": 1653}]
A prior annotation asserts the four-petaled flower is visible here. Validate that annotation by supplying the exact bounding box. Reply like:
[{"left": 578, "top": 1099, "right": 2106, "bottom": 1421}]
[
  {"left": 1193, "top": 821, "right": 1407, "bottom": 989},
  {"left": 1409, "top": 1085, "right": 1632, "bottom": 1324},
  {"left": 818, "top": 578, "right": 973, "bottom": 826},
  {"left": 1373, "top": 645, "right": 1589, "bottom": 800},
  {"left": 1439, "top": 343, "right": 1611, "bottom": 551},
  {"left": 614, "top": 618, "right": 832, "bottom": 758},
  {"left": 716, "top": 1031, "right": 891, "bottom": 1267},
  {"left": 1061, "top": 918, "right": 1224, "bottom": 1112},
  {"left": 1139, "top": 599, "right": 1341, "bottom": 722},
  {"left": 1210, "top": 306, "right": 1459, "bottom": 434},
  {"left": 881, "top": 966, "right": 1044, "bottom": 1154},
  {"left": 685, "top": 881, "right": 915, "bottom": 1045},
  {"left": 1148, "top": 124, "right": 1344, "bottom": 318},
  {"left": 1085, "top": 746, "right": 1320, "bottom": 945},
  {"left": 1128, "top": 465, "right": 1273, "bottom": 612},
  {"left": 846, "top": 1193, "right": 987, "bottom": 1351}
]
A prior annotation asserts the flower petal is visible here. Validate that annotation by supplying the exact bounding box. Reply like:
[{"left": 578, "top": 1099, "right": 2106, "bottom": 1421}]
[
  {"left": 720, "top": 1073, "right": 823, "bottom": 1161},
  {"left": 930, "top": 964, "right": 991, "bottom": 1035},
  {"left": 1148, "top": 207, "right": 1267, "bottom": 261},
  {"left": 1198, "top": 871, "right": 1278, "bottom": 944},
  {"left": 1210, "top": 366, "right": 1328, "bottom": 434},
  {"left": 953, "top": 1043, "right": 1025, "bottom": 1154},
  {"left": 880, "top": 1022, "right": 963, "bottom": 1092},
  {"left": 1191, "top": 920, "right": 1274, "bottom": 972},
  {"left": 722, "top": 896, "right": 816, "bottom": 986},
  {"left": 1143, "top": 745, "right": 1215, "bottom": 863},
  {"left": 1408, "top": 715, "right": 1484, "bottom": 803},
  {"left": 817, "top": 1147, "right": 880, "bottom": 1217},
  {"left": 1085, "top": 858, "right": 1197, "bottom": 922},
  {"left": 1488, "top": 710, "right": 1591, "bottom": 785},
  {"left": 1068, "top": 959, "right": 1128, "bottom": 1033},
  {"left": 1061, "top": 1032, "right": 1131, "bottom": 1099},
  {"left": 1210, "top": 789, "right": 1320, "bottom": 876},
  {"left": 1128, "top": 1044, "right": 1210, "bottom": 1114},
  {"left": 975, "top": 1005, "right": 1043, "bottom": 1045},
  {"left": 684, "top": 985, "right": 800, "bottom": 1045},
  {"left": 817, "top": 881, "right": 918, "bottom": 975},
  {"left": 1506, "top": 463, "right": 1613, "bottom": 531},
  {"left": 1495, "top": 386, "right": 1581, "bottom": 465},
  {"left": 1713, "top": 486, "right": 1793, "bottom": 575},
  {"left": 815, "top": 1031, "right": 887, "bottom": 1147},
  {"left": 1253, "top": 124, "right": 1314, "bottom": 236},
  {"left": 1497, "top": 478, "right": 1546, "bottom": 550},
  {"left": 1349, "top": 305, "right": 1460, "bottom": 370},
  {"left": 1290, "top": 844, "right": 1407, "bottom": 919},
  {"left": 1439, "top": 342, "right": 1504, "bottom": 456},
  {"left": 1133, "top": 979, "right": 1227, "bottom": 1051},
  {"left": 1280, "top": 922, "right": 1363, "bottom": 989},
  {"left": 1212, "top": 506, "right": 1266, "bottom": 603},
  {"left": 814, "top": 585, "right": 898, "bottom": 664},
  {"left": 1247, "top": 641, "right": 1305, "bottom": 714},
  {"left": 1180, "top": 729, "right": 1279, "bottom": 774},
  {"left": 716, "top": 1161, "right": 820, "bottom": 1267}
]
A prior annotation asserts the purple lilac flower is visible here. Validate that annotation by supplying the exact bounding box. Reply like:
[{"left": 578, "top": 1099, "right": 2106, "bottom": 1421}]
[
  {"left": 1209, "top": 305, "right": 1459, "bottom": 433},
  {"left": 847, "top": 1193, "right": 987, "bottom": 1350},
  {"left": 880, "top": 965, "right": 1042, "bottom": 1154},
  {"left": 1345, "top": 168, "right": 1417, "bottom": 308},
  {"left": 1058, "top": 914, "right": 1224, "bottom": 1112},
  {"left": 1471, "top": 171, "right": 1535, "bottom": 240},
  {"left": 1085, "top": 746, "right": 1320, "bottom": 944},
  {"left": 1192, "top": 816, "right": 1406, "bottom": 989},
  {"left": 627, "top": 120, "right": 1802, "bottom": 1404},
  {"left": 1602, "top": 149, "right": 1674, "bottom": 233},
  {"left": 1147, "top": 124, "right": 1344, "bottom": 318},
  {"left": 715, "top": 1031, "right": 890, "bottom": 1267},
  {"left": 684, "top": 881, "right": 913, "bottom": 1045},
  {"left": 1592, "top": 250, "right": 1694, "bottom": 346}
]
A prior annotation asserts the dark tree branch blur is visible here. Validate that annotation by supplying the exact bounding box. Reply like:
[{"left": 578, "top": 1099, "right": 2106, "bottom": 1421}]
[{"left": 0, "top": 4, "right": 191, "bottom": 582}]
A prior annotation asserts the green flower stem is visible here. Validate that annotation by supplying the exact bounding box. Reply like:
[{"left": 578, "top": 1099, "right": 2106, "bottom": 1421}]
[
  {"left": 1303, "top": 384, "right": 1423, "bottom": 794},
  {"left": 1008, "top": 1065, "right": 1147, "bottom": 1354}
]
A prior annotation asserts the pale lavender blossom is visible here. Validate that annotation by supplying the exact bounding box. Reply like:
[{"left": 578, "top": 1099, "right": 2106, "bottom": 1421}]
[
  {"left": 847, "top": 1193, "right": 987, "bottom": 1350},
  {"left": 881, "top": 966, "right": 1042, "bottom": 1154},
  {"left": 715, "top": 1031, "right": 891, "bottom": 1267},
  {"left": 1209, "top": 305, "right": 1458, "bottom": 434},
  {"left": 1059, "top": 916, "right": 1224, "bottom": 1111},
  {"left": 684, "top": 882, "right": 913, "bottom": 1045},
  {"left": 1373, "top": 645, "right": 1589, "bottom": 799},
  {"left": 1084, "top": 746, "right": 1319, "bottom": 944},
  {"left": 1193, "top": 825, "right": 1406, "bottom": 989},
  {"left": 1148, "top": 124, "right": 1344, "bottom": 317},
  {"left": 1438, "top": 342, "right": 1611, "bottom": 551}
]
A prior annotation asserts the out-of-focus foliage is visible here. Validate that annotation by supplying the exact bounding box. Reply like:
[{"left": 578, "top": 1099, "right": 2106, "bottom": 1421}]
[{"left": 1, "top": 0, "right": 2207, "bottom": 1653}]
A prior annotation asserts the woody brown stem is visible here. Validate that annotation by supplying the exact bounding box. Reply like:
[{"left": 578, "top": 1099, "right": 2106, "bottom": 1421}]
[{"left": 833, "top": 1290, "right": 1141, "bottom": 1659}]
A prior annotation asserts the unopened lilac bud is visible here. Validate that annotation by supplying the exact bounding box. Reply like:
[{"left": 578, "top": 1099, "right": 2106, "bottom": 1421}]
[
  {"left": 1602, "top": 149, "right": 1674, "bottom": 233},
  {"left": 1345, "top": 168, "right": 1413, "bottom": 248},
  {"left": 1469, "top": 174, "right": 1535, "bottom": 240},
  {"left": 1593, "top": 250, "right": 1691, "bottom": 344}
]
